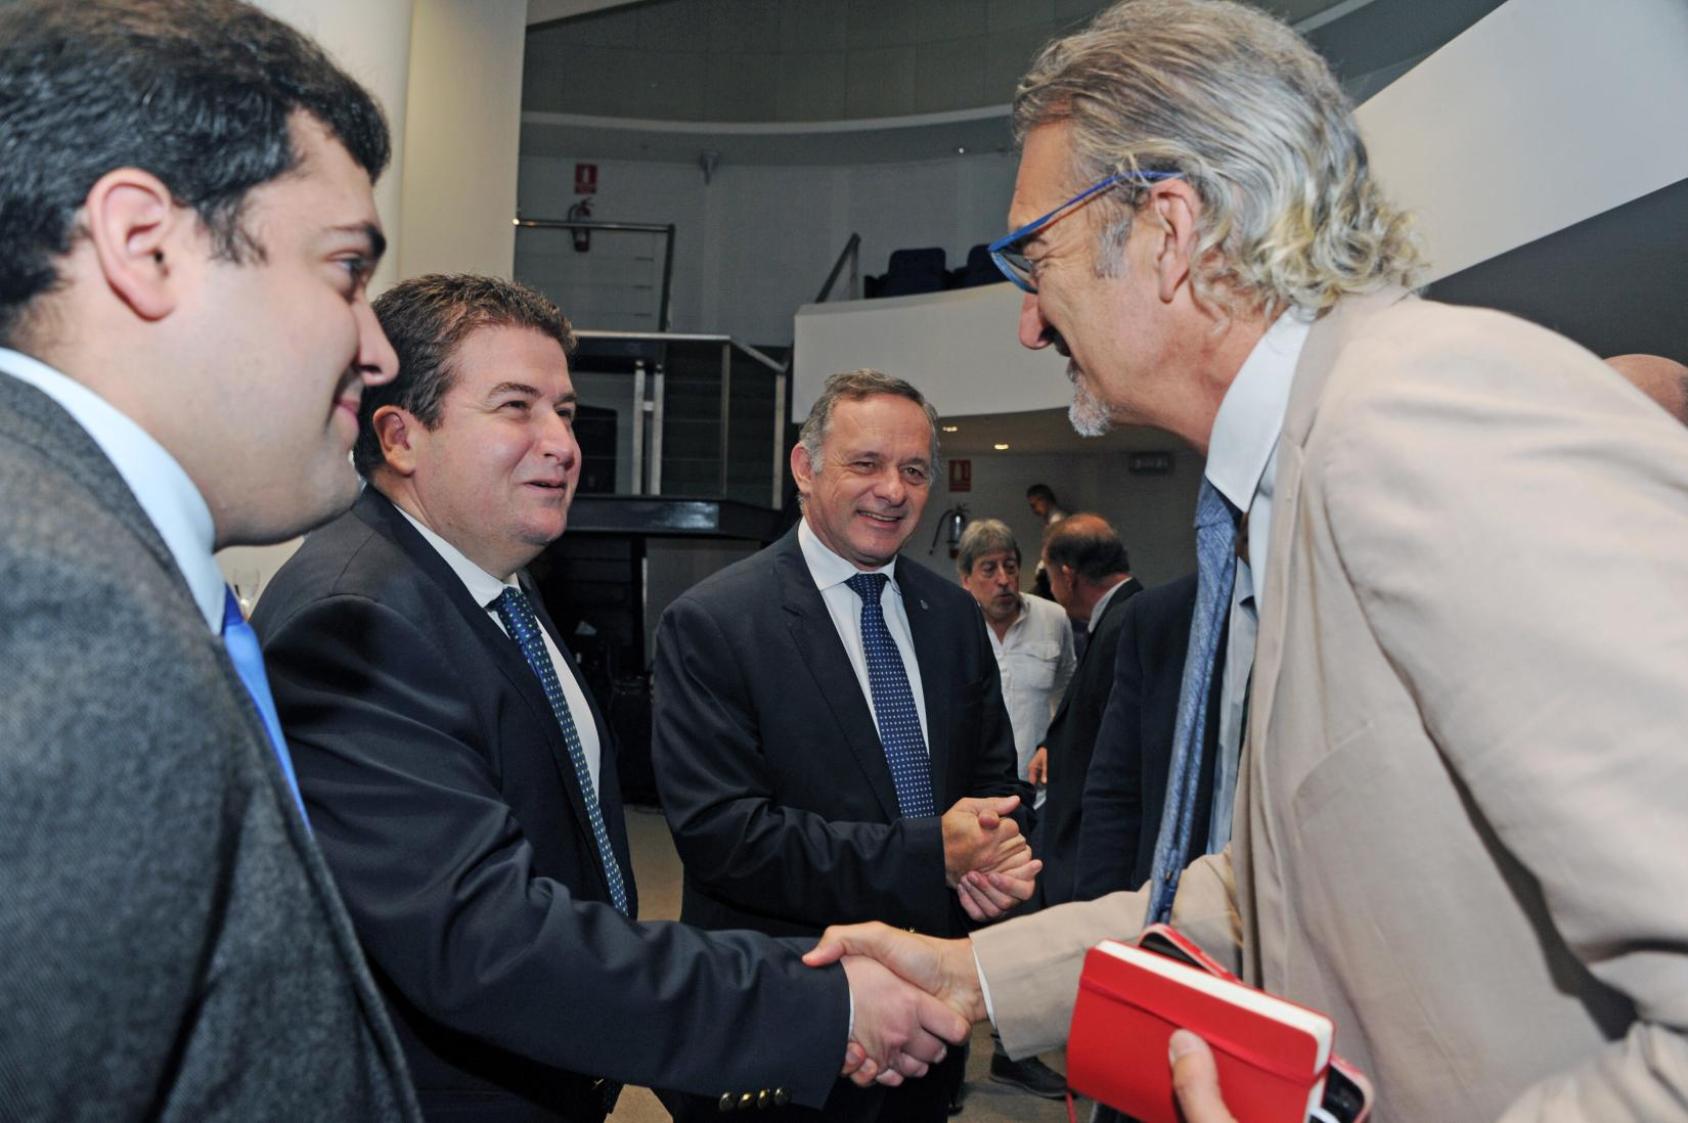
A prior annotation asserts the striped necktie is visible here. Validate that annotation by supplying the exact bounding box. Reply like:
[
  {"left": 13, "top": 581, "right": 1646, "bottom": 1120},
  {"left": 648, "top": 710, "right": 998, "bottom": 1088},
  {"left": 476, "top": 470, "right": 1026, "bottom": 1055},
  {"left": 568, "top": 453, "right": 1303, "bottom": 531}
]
[
  {"left": 1145, "top": 480, "right": 1237, "bottom": 923},
  {"left": 493, "top": 587, "right": 629, "bottom": 915}
]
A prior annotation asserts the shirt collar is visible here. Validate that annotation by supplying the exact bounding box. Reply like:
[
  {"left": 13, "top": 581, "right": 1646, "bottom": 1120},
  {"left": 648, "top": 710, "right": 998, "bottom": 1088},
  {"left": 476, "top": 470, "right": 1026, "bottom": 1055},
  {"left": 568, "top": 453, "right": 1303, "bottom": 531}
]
[
  {"left": 798, "top": 515, "right": 899, "bottom": 593},
  {"left": 1203, "top": 311, "right": 1313, "bottom": 513},
  {"left": 1088, "top": 576, "right": 1132, "bottom": 629},
  {"left": 394, "top": 505, "right": 519, "bottom": 608},
  {"left": 1, "top": 347, "right": 222, "bottom": 632}
]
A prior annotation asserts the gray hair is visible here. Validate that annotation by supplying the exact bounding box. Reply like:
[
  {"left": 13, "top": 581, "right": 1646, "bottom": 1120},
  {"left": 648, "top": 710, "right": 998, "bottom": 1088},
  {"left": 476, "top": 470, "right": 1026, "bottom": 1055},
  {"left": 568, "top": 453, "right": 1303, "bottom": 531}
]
[
  {"left": 797, "top": 369, "right": 940, "bottom": 471},
  {"left": 1013, "top": 0, "right": 1423, "bottom": 318},
  {"left": 956, "top": 518, "right": 1020, "bottom": 577}
]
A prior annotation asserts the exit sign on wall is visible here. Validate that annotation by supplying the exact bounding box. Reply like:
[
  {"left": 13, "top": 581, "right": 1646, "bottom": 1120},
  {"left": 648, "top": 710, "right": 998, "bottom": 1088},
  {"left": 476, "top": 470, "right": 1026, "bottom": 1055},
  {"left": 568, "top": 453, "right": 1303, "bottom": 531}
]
[{"left": 1128, "top": 452, "right": 1174, "bottom": 475}]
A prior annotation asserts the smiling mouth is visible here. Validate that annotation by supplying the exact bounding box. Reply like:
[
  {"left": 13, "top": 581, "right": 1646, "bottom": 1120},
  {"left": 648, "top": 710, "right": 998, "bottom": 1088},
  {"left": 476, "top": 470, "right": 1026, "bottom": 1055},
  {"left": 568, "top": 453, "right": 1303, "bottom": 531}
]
[{"left": 859, "top": 510, "right": 903, "bottom": 527}]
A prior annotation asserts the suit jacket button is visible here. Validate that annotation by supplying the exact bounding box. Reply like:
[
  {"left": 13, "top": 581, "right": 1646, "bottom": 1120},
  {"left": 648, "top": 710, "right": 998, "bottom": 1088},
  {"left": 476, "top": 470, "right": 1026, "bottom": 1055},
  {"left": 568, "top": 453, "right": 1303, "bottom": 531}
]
[
  {"left": 718, "top": 1093, "right": 735, "bottom": 1112},
  {"left": 773, "top": 1088, "right": 790, "bottom": 1106},
  {"left": 757, "top": 1089, "right": 771, "bottom": 1108},
  {"left": 739, "top": 1093, "right": 756, "bottom": 1110}
]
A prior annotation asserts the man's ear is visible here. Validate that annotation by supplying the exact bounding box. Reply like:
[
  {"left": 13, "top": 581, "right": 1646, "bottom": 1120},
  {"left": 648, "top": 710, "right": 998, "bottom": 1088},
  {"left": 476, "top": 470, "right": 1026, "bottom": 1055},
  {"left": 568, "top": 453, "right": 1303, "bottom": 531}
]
[
  {"left": 82, "top": 168, "right": 191, "bottom": 322},
  {"left": 373, "top": 405, "right": 420, "bottom": 476},
  {"left": 1146, "top": 179, "right": 1202, "bottom": 306},
  {"left": 790, "top": 443, "right": 815, "bottom": 497}
]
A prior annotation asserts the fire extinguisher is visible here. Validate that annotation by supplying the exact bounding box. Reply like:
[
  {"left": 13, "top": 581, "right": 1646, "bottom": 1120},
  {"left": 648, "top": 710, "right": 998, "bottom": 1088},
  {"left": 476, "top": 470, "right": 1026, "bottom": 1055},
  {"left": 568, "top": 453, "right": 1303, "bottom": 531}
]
[
  {"left": 568, "top": 197, "right": 592, "bottom": 253},
  {"left": 928, "top": 504, "right": 969, "bottom": 558}
]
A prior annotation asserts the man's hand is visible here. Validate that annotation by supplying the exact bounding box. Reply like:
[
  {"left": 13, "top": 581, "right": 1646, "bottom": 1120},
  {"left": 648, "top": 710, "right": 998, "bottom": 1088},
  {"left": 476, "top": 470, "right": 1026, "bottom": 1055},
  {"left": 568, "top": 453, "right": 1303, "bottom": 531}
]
[
  {"left": 806, "top": 922, "right": 987, "bottom": 1028},
  {"left": 1169, "top": 1030, "right": 1237, "bottom": 1123},
  {"left": 1027, "top": 746, "right": 1049, "bottom": 785},
  {"left": 836, "top": 954, "right": 970, "bottom": 1087},
  {"left": 941, "top": 795, "right": 1027, "bottom": 888},
  {"left": 956, "top": 851, "right": 1040, "bottom": 922}
]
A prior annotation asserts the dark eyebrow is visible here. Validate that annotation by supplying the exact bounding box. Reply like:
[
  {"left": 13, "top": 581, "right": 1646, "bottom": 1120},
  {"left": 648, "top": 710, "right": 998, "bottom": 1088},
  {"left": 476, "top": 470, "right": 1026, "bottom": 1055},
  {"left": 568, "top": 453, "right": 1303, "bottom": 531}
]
[
  {"left": 330, "top": 221, "right": 387, "bottom": 264},
  {"left": 487, "top": 382, "right": 578, "bottom": 408}
]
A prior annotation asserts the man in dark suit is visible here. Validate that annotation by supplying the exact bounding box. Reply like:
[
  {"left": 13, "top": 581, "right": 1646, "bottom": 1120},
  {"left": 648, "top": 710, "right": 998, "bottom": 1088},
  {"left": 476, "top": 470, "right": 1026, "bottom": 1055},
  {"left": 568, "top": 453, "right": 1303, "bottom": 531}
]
[
  {"left": 255, "top": 277, "right": 961, "bottom": 1123},
  {"left": 0, "top": 2, "right": 420, "bottom": 1117},
  {"left": 1074, "top": 574, "right": 1199, "bottom": 898},
  {"left": 652, "top": 370, "right": 1036, "bottom": 1121},
  {"left": 1026, "top": 514, "right": 1143, "bottom": 907}
]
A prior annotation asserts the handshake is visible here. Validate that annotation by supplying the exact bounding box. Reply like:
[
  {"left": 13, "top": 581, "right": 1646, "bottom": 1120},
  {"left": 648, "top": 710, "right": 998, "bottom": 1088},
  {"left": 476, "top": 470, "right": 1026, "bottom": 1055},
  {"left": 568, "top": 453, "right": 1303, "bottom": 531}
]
[{"left": 806, "top": 794, "right": 1032, "bottom": 1087}]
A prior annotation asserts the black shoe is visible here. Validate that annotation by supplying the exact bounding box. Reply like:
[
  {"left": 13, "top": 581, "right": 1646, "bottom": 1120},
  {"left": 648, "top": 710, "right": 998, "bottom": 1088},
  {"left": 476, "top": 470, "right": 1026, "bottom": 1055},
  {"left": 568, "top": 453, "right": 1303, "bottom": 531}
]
[
  {"left": 947, "top": 1081, "right": 967, "bottom": 1116},
  {"left": 988, "top": 1052, "right": 1066, "bottom": 1100}
]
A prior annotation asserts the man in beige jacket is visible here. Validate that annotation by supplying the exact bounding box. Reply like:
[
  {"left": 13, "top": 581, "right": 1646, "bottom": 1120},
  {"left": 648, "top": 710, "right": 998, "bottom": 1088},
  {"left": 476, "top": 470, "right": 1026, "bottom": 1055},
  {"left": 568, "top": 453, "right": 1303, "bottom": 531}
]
[{"left": 806, "top": 3, "right": 1688, "bottom": 1120}]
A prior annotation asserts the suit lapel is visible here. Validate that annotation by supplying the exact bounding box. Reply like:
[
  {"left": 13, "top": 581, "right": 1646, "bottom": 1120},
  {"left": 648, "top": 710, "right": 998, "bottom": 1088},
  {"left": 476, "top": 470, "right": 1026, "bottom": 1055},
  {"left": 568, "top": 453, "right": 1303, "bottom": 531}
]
[
  {"left": 357, "top": 492, "right": 602, "bottom": 875},
  {"left": 0, "top": 374, "right": 194, "bottom": 611},
  {"left": 895, "top": 562, "right": 951, "bottom": 808},
  {"left": 775, "top": 535, "right": 904, "bottom": 820},
  {"left": 1247, "top": 288, "right": 1413, "bottom": 769},
  {"left": 522, "top": 576, "right": 635, "bottom": 898},
  {"left": 1051, "top": 577, "right": 1141, "bottom": 724}
]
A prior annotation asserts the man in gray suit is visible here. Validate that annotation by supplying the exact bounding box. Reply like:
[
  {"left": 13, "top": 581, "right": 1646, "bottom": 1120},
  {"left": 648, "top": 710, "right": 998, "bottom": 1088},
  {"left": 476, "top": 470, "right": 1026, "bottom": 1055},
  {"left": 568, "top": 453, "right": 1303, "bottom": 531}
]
[
  {"left": 0, "top": 2, "right": 420, "bottom": 1117},
  {"left": 807, "top": 2, "right": 1688, "bottom": 1120}
]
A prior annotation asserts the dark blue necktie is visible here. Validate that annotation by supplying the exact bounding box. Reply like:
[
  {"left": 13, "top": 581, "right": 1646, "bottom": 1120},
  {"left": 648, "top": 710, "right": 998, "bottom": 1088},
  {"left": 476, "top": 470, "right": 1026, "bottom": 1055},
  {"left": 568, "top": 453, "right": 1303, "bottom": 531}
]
[
  {"left": 220, "top": 586, "right": 308, "bottom": 825},
  {"left": 493, "top": 587, "right": 629, "bottom": 915},
  {"left": 1145, "top": 480, "right": 1237, "bottom": 923},
  {"left": 844, "top": 572, "right": 936, "bottom": 818}
]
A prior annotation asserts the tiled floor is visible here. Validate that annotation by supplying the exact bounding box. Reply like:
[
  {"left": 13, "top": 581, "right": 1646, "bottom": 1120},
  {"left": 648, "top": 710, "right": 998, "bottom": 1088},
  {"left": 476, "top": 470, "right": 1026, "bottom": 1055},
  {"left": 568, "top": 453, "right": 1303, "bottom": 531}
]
[{"left": 611, "top": 806, "right": 1082, "bottom": 1122}]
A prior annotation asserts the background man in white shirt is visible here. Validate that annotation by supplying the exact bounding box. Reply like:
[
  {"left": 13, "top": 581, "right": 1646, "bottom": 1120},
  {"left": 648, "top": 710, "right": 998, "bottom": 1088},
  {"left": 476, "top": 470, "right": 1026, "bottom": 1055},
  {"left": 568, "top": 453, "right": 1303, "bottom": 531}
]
[{"left": 957, "top": 518, "right": 1076, "bottom": 799}]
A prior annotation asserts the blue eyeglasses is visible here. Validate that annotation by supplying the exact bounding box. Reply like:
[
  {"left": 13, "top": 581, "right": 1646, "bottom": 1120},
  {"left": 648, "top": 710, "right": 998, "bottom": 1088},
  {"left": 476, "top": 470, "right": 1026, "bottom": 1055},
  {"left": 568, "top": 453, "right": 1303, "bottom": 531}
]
[{"left": 988, "top": 169, "right": 1182, "bottom": 293}]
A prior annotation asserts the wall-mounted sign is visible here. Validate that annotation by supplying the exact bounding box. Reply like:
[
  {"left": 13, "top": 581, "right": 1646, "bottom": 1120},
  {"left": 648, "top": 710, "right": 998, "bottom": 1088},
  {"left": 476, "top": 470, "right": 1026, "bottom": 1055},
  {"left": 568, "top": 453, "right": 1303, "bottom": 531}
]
[
  {"left": 574, "top": 163, "right": 597, "bottom": 194},
  {"left": 948, "top": 458, "right": 972, "bottom": 492},
  {"left": 1128, "top": 452, "right": 1174, "bottom": 475}
]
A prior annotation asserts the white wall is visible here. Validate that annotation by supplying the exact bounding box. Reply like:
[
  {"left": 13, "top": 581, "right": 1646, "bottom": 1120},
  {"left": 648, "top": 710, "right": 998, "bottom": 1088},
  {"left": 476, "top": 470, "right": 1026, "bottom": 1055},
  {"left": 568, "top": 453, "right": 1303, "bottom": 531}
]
[
  {"left": 225, "top": 0, "right": 527, "bottom": 599},
  {"left": 1356, "top": 0, "right": 1688, "bottom": 283},
  {"left": 517, "top": 150, "right": 1019, "bottom": 344},
  {"left": 399, "top": 0, "right": 527, "bottom": 280},
  {"left": 795, "top": 0, "right": 1688, "bottom": 420}
]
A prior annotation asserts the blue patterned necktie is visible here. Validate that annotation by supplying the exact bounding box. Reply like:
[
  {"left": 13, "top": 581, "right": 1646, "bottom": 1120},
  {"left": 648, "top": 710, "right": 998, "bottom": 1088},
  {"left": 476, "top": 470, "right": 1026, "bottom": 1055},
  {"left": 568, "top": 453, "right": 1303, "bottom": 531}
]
[
  {"left": 1145, "top": 480, "right": 1238, "bottom": 923},
  {"left": 494, "top": 587, "right": 629, "bottom": 915},
  {"left": 220, "top": 587, "right": 308, "bottom": 825},
  {"left": 844, "top": 572, "right": 937, "bottom": 818}
]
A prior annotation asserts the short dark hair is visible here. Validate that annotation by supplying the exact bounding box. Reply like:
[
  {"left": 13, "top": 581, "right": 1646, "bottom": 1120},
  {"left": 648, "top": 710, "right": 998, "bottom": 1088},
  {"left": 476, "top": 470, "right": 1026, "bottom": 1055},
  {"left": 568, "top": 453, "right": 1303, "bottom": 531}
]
[
  {"left": 0, "top": 0, "right": 391, "bottom": 343},
  {"left": 797, "top": 369, "right": 940, "bottom": 471},
  {"left": 1026, "top": 483, "right": 1057, "bottom": 504},
  {"left": 358, "top": 274, "right": 577, "bottom": 476},
  {"left": 1043, "top": 513, "right": 1129, "bottom": 582}
]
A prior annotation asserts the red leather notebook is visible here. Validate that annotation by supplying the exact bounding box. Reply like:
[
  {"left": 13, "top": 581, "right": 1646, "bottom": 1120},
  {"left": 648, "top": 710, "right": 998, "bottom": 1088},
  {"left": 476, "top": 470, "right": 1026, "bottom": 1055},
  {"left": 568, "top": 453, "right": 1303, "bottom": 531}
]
[{"left": 1066, "top": 932, "right": 1336, "bottom": 1123}]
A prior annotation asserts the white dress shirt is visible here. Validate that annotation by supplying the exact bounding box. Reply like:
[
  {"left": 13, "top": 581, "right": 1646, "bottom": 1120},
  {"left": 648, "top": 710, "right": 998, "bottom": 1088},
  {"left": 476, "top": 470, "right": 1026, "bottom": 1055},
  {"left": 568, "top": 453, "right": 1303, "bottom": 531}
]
[
  {"left": 985, "top": 593, "right": 1075, "bottom": 786},
  {"left": 1200, "top": 310, "right": 1312, "bottom": 850},
  {"left": 797, "top": 516, "right": 930, "bottom": 751},
  {"left": 0, "top": 347, "right": 222, "bottom": 632},
  {"left": 396, "top": 508, "right": 602, "bottom": 791}
]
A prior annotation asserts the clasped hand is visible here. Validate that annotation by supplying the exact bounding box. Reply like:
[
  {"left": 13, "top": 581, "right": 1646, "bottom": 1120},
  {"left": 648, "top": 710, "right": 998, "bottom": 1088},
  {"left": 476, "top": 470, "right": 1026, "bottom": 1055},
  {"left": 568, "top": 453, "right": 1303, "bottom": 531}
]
[{"left": 941, "top": 795, "right": 1041, "bottom": 921}]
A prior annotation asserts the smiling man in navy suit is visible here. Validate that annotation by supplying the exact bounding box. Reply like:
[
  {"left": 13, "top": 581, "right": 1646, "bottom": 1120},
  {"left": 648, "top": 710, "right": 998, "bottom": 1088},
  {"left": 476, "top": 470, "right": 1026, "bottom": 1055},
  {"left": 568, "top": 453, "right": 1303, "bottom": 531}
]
[
  {"left": 255, "top": 280, "right": 965, "bottom": 1123},
  {"left": 653, "top": 370, "right": 1037, "bottom": 1121}
]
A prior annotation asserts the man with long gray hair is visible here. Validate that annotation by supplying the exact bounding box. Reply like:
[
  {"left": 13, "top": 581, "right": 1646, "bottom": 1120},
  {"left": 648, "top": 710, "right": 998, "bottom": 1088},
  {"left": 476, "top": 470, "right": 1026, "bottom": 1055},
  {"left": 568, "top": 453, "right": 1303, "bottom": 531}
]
[{"left": 806, "top": 2, "right": 1688, "bottom": 1120}]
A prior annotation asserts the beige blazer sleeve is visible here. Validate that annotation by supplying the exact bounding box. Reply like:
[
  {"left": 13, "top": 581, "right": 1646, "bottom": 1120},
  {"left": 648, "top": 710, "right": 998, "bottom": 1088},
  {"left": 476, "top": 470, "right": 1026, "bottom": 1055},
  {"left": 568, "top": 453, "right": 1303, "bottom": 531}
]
[
  {"left": 971, "top": 848, "right": 1239, "bottom": 1058},
  {"left": 1320, "top": 310, "right": 1688, "bottom": 1120}
]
